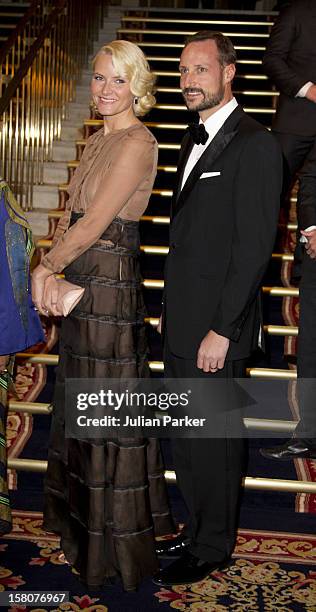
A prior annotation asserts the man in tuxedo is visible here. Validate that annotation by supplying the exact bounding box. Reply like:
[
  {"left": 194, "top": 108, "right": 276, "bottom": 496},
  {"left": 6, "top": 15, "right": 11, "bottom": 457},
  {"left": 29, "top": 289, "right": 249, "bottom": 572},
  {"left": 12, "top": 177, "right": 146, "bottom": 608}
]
[
  {"left": 259, "top": 0, "right": 316, "bottom": 461},
  {"left": 153, "top": 31, "right": 282, "bottom": 586}
]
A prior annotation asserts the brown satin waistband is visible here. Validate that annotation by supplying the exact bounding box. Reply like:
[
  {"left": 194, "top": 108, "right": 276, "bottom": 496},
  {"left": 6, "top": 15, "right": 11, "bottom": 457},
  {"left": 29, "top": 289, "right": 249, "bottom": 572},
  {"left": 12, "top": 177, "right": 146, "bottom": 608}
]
[{"left": 70, "top": 212, "right": 140, "bottom": 252}]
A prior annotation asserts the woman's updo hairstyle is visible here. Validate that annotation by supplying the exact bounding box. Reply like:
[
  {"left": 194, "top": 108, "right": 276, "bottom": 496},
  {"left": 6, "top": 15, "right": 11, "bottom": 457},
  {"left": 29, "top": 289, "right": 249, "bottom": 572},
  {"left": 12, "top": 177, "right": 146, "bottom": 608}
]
[{"left": 93, "top": 39, "right": 156, "bottom": 116}]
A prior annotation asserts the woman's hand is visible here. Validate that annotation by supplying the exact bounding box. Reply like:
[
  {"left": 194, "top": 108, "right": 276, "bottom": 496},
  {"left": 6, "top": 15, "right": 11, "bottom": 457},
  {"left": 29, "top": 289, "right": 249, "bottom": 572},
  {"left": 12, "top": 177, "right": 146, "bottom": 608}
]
[
  {"left": 43, "top": 275, "right": 63, "bottom": 316},
  {"left": 0, "top": 355, "right": 10, "bottom": 374},
  {"left": 32, "top": 264, "right": 53, "bottom": 315}
]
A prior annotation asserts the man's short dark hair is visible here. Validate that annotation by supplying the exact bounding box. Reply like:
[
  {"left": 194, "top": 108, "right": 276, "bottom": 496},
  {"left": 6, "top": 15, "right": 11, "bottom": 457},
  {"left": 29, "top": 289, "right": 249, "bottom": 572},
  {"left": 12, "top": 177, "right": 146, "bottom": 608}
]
[{"left": 184, "top": 31, "right": 237, "bottom": 67}]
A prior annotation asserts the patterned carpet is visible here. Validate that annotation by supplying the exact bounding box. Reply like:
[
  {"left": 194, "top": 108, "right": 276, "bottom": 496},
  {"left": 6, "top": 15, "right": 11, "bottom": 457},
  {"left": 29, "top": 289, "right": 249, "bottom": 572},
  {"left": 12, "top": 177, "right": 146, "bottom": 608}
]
[{"left": 1, "top": 511, "right": 315, "bottom": 611}]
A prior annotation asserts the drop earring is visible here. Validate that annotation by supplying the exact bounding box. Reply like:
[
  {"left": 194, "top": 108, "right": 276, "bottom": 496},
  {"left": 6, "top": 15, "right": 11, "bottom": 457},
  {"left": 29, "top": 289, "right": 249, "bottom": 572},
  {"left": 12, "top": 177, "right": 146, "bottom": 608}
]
[{"left": 90, "top": 98, "right": 98, "bottom": 113}]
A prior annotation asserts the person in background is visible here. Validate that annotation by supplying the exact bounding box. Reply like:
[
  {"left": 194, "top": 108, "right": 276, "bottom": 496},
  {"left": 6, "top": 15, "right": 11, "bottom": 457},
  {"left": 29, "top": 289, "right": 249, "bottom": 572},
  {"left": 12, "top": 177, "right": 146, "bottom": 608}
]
[
  {"left": 260, "top": 0, "right": 316, "bottom": 461},
  {"left": 0, "top": 178, "right": 44, "bottom": 535}
]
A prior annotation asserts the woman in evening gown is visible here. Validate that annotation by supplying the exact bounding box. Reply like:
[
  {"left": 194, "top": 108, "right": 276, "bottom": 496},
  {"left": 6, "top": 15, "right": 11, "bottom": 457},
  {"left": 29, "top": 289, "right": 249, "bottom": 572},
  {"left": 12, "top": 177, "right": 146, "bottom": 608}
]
[{"left": 31, "top": 40, "right": 173, "bottom": 591}]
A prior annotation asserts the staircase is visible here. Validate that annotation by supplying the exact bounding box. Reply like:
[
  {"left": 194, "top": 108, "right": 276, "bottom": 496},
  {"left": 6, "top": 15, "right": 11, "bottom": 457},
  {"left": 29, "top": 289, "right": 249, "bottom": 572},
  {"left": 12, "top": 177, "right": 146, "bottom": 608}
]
[{"left": 0, "top": 1, "right": 30, "bottom": 49}]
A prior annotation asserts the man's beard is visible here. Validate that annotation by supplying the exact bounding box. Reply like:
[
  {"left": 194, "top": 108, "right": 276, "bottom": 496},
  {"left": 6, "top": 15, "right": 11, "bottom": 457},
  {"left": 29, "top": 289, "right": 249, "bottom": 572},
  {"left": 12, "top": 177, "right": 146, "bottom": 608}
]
[{"left": 182, "top": 84, "right": 225, "bottom": 111}]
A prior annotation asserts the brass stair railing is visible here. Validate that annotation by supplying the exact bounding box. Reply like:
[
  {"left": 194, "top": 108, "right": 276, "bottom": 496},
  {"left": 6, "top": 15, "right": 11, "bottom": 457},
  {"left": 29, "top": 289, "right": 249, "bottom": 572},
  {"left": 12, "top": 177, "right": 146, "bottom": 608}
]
[{"left": 0, "top": 0, "right": 104, "bottom": 209}]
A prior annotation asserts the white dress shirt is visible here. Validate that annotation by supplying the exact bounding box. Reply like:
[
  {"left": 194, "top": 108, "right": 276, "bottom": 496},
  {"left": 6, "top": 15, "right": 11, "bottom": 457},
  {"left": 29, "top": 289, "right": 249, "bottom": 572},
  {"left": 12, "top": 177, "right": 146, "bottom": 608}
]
[
  {"left": 181, "top": 97, "right": 238, "bottom": 190},
  {"left": 296, "top": 81, "right": 314, "bottom": 98}
]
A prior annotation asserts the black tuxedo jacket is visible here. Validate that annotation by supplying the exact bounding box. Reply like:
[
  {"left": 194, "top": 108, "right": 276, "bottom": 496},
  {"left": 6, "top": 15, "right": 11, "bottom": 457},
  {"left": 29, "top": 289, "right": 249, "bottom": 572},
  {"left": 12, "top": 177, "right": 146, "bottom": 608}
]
[
  {"left": 163, "top": 105, "right": 283, "bottom": 360},
  {"left": 263, "top": 0, "right": 316, "bottom": 136}
]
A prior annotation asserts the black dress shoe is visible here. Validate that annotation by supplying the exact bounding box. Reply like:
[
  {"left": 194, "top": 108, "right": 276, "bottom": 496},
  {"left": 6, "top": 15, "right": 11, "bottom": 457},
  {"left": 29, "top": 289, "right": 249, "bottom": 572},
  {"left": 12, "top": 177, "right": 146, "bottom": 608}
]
[
  {"left": 156, "top": 534, "right": 191, "bottom": 558},
  {"left": 152, "top": 551, "right": 229, "bottom": 586},
  {"left": 260, "top": 440, "right": 316, "bottom": 461}
]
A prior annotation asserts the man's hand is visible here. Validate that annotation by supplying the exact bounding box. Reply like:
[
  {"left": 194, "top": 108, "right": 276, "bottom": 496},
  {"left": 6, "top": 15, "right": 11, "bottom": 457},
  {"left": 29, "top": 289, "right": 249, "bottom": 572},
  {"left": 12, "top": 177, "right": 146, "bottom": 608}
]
[
  {"left": 306, "top": 84, "right": 316, "bottom": 103},
  {"left": 197, "top": 330, "right": 230, "bottom": 373},
  {"left": 301, "top": 229, "right": 316, "bottom": 259},
  {"left": 0, "top": 355, "right": 9, "bottom": 373}
]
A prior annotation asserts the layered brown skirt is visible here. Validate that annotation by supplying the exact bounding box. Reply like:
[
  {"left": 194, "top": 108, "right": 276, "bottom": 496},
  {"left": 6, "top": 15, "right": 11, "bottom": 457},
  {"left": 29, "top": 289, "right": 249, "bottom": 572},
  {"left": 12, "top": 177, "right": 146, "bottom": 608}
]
[{"left": 43, "top": 215, "right": 173, "bottom": 590}]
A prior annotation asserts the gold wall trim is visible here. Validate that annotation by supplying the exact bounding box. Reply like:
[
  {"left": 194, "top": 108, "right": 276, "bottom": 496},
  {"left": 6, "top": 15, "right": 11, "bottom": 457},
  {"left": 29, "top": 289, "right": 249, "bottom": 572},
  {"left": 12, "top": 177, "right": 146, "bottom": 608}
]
[
  {"left": 137, "top": 42, "right": 266, "bottom": 51},
  {"left": 247, "top": 368, "right": 296, "bottom": 379},
  {"left": 8, "top": 461, "right": 313, "bottom": 493},
  {"left": 143, "top": 280, "right": 164, "bottom": 289},
  {"left": 118, "top": 28, "right": 269, "bottom": 38},
  {"left": 271, "top": 253, "right": 294, "bottom": 261},
  {"left": 36, "top": 238, "right": 52, "bottom": 247},
  {"left": 140, "top": 245, "right": 169, "bottom": 254},
  {"left": 154, "top": 103, "right": 275, "bottom": 114},
  {"left": 165, "top": 471, "right": 316, "bottom": 493},
  {"left": 0, "top": 12, "right": 24, "bottom": 18},
  {"left": 121, "top": 17, "right": 274, "bottom": 27},
  {"left": 146, "top": 56, "right": 263, "bottom": 67},
  {"left": 146, "top": 121, "right": 186, "bottom": 129},
  {"left": 262, "top": 286, "right": 298, "bottom": 297},
  {"left": 153, "top": 71, "right": 268, "bottom": 80},
  {"left": 263, "top": 325, "right": 298, "bottom": 336},
  {"left": 244, "top": 418, "right": 297, "bottom": 432},
  {"left": 17, "top": 352, "right": 59, "bottom": 365},
  {"left": 151, "top": 189, "right": 173, "bottom": 196},
  {"left": 141, "top": 215, "right": 171, "bottom": 223},
  {"left": 8, "top": 458, "right": 48, "bottom": 472},
  {"left": 8, "top": 401, "right": 52, "bottom": 415},
  {"left": 158, "top": 143, "right": 181, "bottom": 149}
]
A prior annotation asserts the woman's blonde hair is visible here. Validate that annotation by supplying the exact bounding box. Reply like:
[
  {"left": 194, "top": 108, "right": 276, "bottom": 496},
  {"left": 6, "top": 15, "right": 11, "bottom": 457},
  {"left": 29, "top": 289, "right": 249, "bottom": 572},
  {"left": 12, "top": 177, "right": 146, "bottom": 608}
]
[{"left": 92, "top": 39, "right": 156, "bottom": 116}]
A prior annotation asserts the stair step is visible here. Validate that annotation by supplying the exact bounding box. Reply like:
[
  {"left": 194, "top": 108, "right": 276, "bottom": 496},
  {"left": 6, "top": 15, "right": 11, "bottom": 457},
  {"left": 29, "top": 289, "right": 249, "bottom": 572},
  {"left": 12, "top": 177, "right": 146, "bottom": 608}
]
[
  {"left": 99, "top": 15, "right": 121, "bottom": 30},
  {"left": 64, "top": 101, "right": 89, "bottom": 121},
  {"left": 74, "top": 85, "right": 91, "bottom": 101},
  {"left": 98, "top": 22, "right": 121, "bottom": 34},
  {"left": 68, "top": 100, "right": 90, "bottom": 111},
  {"left": 60, "top": 122, "right": 84, "bottom": 141},
  {"left": 107, "top": 6, "right": 123, "bottom": 19},
  {"left": 32, "top": 184, "right": 59, "bottom": 210},
  {"left": 147, "top": 55, "right": 263, "bottom": 65},
  {"left": 121, "top": 15, "right": 274, "bottom": 27},
  {"left": 26, "top": 210, "right": 49, "bottom": 237},
  {"left": 78, "top": 69, "right": 93, "bottom": 87},
  {"left": 78, "top": 76, "right": 92, "bottom": 88},
  {"left": 43, "top": 161, "right": 69, "bottom": 184},
  {"left": 117, "top": 27, "right": 270, "bottom": 39},
  {"left": 0, "top": 3, "right": 30, "bottom": 7},
  {"left": 52, "top": 141, "right": 76, "bottom": 162}
]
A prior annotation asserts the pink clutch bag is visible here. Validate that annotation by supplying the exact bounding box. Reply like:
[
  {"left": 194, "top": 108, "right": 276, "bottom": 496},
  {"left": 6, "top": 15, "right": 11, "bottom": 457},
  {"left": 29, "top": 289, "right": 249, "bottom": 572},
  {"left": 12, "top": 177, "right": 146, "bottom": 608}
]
[{"left": 56, "top": 279, "right": 85, "bottom": 316}]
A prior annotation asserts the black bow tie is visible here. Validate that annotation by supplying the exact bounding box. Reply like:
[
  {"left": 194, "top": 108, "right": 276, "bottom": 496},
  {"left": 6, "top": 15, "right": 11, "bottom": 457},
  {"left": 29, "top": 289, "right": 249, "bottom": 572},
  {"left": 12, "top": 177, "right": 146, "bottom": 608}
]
[{"left": 188, "top": 123, "right": 208, "bottom": 145}]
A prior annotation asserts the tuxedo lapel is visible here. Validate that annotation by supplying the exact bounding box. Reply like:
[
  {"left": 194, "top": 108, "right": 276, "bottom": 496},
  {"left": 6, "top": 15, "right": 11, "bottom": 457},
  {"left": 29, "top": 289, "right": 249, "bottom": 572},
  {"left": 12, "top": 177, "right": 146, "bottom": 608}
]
[{"left": 172, "top": 105, "right": 244, "bottom": 220}]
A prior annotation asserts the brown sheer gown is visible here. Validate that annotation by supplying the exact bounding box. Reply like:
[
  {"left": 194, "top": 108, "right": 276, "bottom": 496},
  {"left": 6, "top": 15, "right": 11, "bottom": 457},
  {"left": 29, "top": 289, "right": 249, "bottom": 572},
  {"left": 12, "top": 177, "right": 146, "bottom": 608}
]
[{"left": 41, "top": 124, "right": 173, "bottom": 591}]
